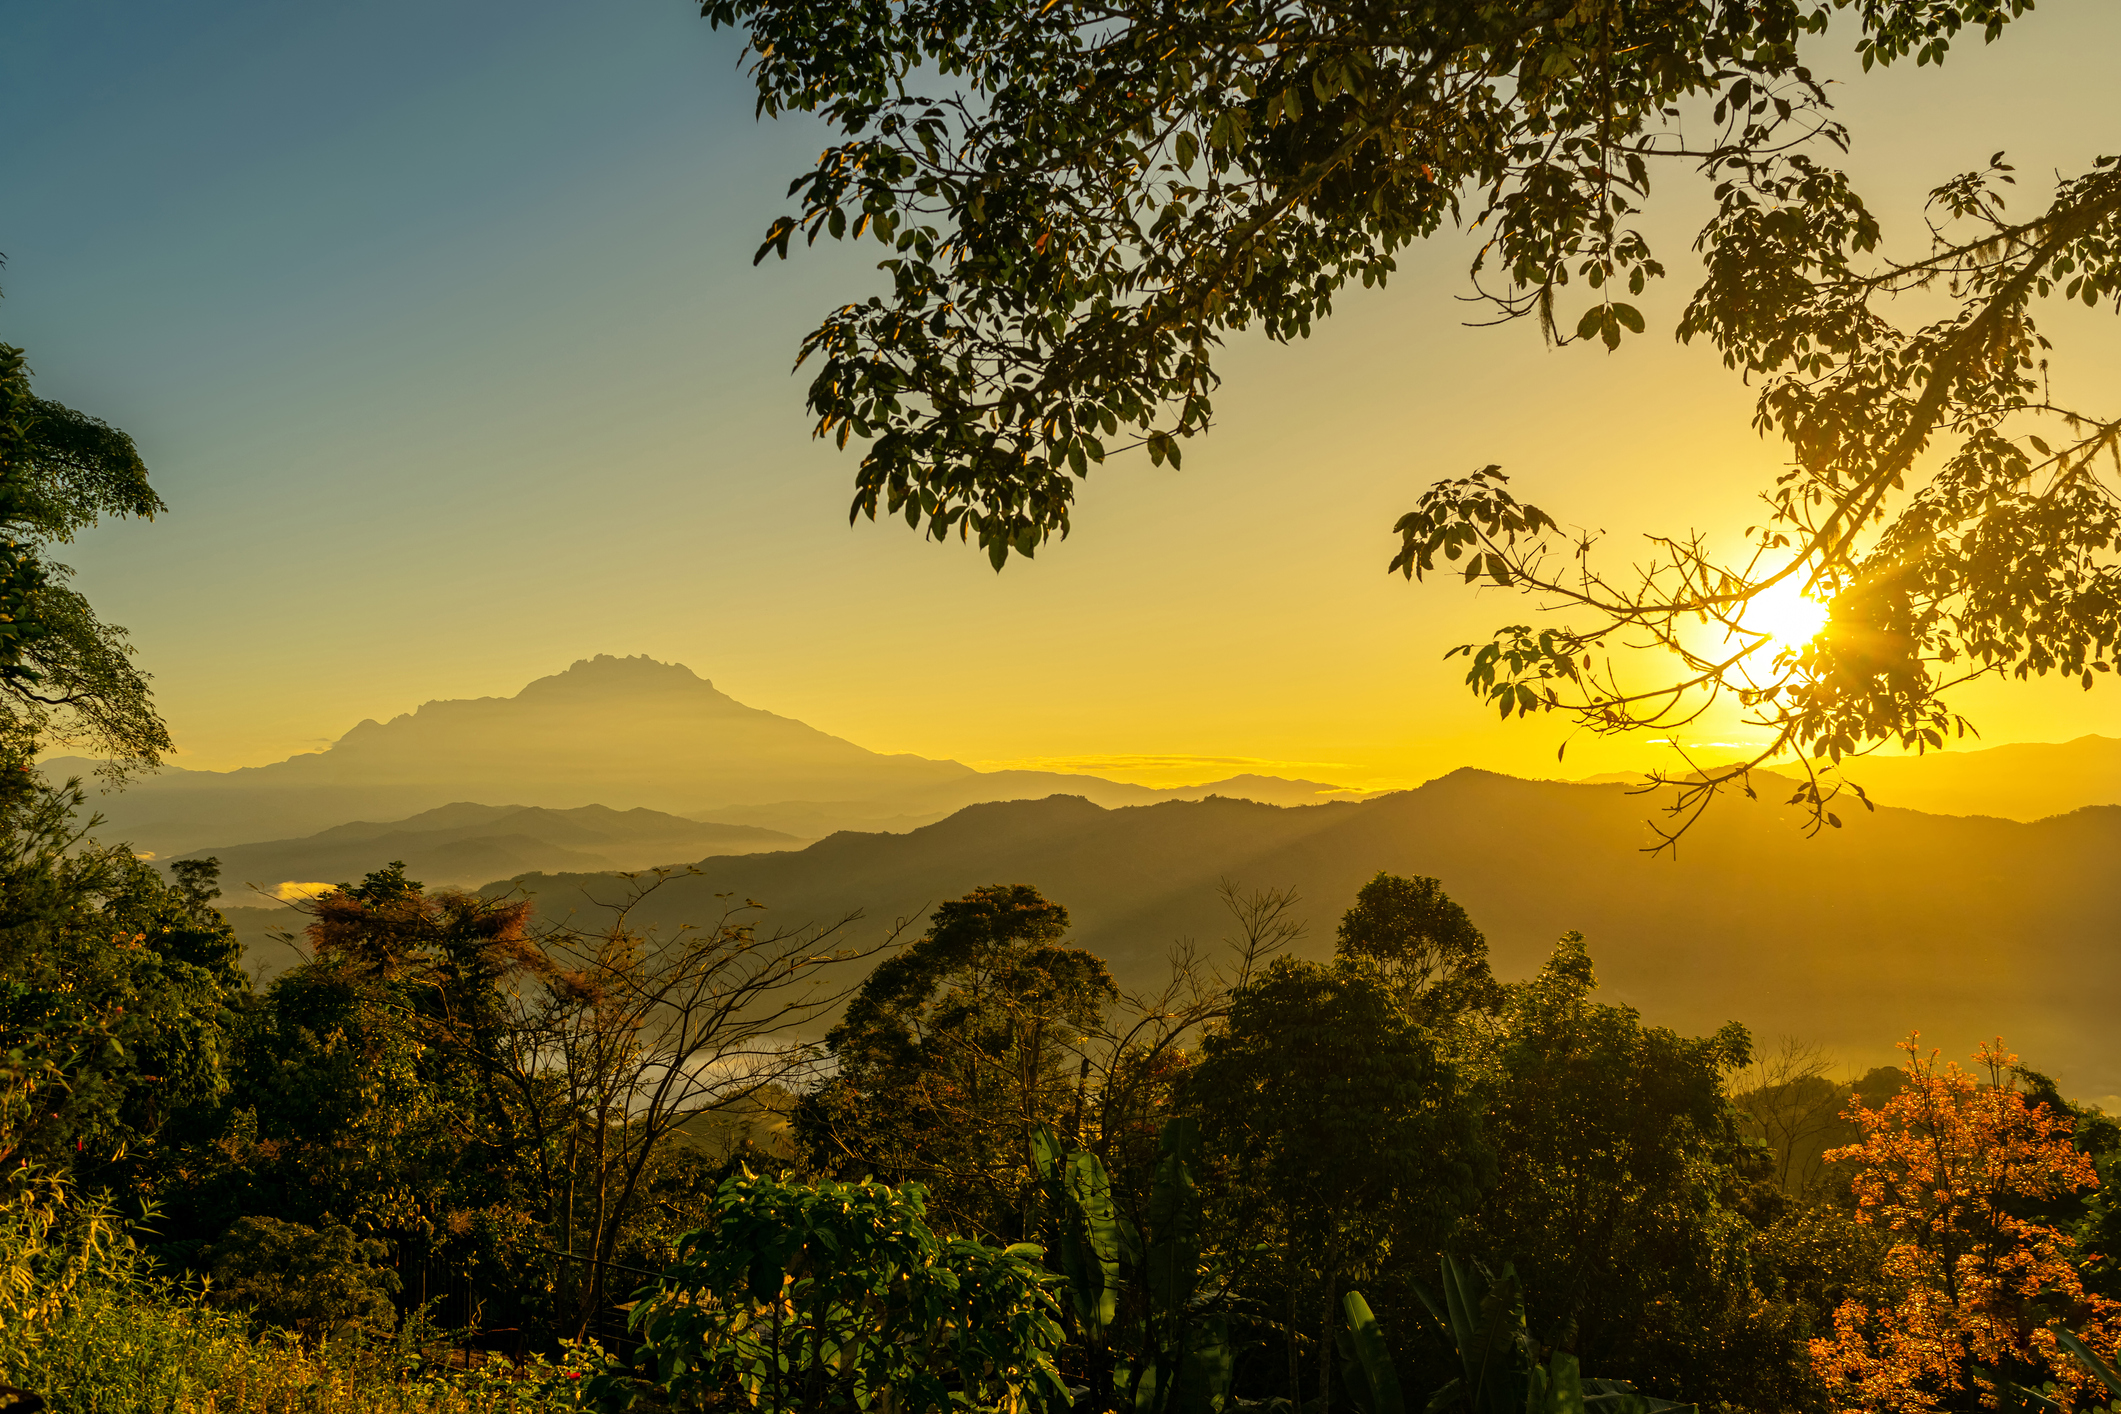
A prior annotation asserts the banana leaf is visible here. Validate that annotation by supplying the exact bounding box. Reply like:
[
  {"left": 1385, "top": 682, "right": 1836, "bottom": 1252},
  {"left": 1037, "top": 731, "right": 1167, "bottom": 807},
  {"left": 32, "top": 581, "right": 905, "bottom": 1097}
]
[{"left": 1343, "top": 1290, "right": 1407, "bottom": 1414}]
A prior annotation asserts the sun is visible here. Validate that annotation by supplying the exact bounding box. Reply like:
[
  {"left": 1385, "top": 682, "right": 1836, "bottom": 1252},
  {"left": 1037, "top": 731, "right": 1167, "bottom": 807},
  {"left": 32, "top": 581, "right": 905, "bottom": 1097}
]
[{"left": 1743, "top": 578, "right": 1831, "bottom": 657}]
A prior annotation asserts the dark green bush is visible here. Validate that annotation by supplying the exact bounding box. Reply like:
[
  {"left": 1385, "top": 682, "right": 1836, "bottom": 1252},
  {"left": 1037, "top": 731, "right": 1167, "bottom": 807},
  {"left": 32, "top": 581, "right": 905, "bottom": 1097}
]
[{"left": 206, "top": 1215, "right": 402, "bottom": 1340}]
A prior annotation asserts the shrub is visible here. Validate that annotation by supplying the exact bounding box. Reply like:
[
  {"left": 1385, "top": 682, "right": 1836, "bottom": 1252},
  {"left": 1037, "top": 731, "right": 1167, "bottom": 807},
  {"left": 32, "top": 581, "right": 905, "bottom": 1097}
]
[
  {"left": 593, "top": 1171, "right": 1067, "bottom": 1413},
  {"left": 0, "top": 1179, "right": 598, "bottom": 1413},
  {"left": 205, "top": 1215, "right": 402, "bottom": 1340}
]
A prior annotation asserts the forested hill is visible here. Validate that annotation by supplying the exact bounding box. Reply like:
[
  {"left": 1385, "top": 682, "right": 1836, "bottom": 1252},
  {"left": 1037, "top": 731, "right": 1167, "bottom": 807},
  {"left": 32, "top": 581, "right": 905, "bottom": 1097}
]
[
  {"left": 502, "top": 769, "right": 2121, "bottom": 1104},
  {"left": 1806, "top": 734, "right": 2121, "bottom": 822}
]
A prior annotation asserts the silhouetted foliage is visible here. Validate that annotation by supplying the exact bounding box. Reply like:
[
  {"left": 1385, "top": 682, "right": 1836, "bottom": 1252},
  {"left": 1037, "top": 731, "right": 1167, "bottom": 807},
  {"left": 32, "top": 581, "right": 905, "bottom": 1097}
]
[
  {"left": 702, "top": 0, "right": 2029, "bottom": 566},
  {"left": 204, "top": 1214, "right": 402, "bottom": 1340},
  {"left": 1192, "top": 953, "right": 1488, "bottom": 1407},
  {"left": 1453, "top": 934, "right": 1769, "bottom": 1401},
  {"left": 1334, "top": 872, "right": 1503, "bottom": 1021},
  {"left": 0, "top": 758, "right": 241, "bottom": 1181},
  {"left": 799, "top": 884, "right": 1116, "bottom": 1238}
]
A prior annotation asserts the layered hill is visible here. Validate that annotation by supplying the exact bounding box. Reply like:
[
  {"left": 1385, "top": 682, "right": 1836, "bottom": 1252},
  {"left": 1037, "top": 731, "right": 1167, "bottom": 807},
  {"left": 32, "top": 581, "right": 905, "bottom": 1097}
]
[
  {"left": 690, "top": 770, "right": 1372, "bottom": 839},
  {"left": 38, "top": 654, "right": 2121, "bottom": 866},
  {"left": 1818, "top": 735, "right": 2121, "bottom": 822},
  {"left": 1580, "top": 736, "right": 2121, "bottom": 823},
  {"left": 178, "top": 802, "right": 800, "bottom": 892},
  {"left": 499, "top": 772, "right": 2121, "bottom": 1105}
]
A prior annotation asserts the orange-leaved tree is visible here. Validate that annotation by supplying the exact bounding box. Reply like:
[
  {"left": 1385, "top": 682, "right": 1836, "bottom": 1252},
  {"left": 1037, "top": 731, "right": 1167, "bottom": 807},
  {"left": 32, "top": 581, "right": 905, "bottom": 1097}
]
[{"left": 1811, "top": 1036, "right": 2118, "bottom": 1414}]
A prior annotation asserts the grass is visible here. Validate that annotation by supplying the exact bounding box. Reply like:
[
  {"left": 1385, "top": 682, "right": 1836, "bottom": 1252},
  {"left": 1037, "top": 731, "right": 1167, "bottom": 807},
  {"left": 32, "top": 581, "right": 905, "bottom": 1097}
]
[
  {"left": 5, "top": 1281, "right": 601, "bottom": 1414},
  {"left": 6, "top": 1280, "right": 602, "bottom": 1413},
  {"left": 0, "top": 1181, "right": 597, "bottom": 1414}
]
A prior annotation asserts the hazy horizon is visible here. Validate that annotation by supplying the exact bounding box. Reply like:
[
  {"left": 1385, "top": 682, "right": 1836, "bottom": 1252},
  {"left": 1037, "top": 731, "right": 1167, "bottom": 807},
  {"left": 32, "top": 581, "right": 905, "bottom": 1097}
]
[{"left": 38, "top": 650, "right": 2117, "bottom": 804}]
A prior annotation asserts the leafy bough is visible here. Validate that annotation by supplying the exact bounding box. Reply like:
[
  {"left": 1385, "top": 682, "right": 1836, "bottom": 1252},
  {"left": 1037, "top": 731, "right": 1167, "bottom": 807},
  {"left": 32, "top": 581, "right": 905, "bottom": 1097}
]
[
  {"left": 1031, "top": 1118, "right": 1235, "bottom": 1414},
  {"left": 589, "top": 1170, "right": 1067, "bottom": 1414}
]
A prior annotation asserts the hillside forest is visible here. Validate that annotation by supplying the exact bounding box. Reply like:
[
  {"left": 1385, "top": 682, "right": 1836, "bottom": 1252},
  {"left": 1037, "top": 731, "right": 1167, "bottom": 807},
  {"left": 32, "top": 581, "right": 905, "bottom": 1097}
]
[
  {"left": 6, "top": 0, "right": 2121, "bottom": 1409},
  {"left": 8, "top": 764, "right": 2121, "bottom": 1414}
]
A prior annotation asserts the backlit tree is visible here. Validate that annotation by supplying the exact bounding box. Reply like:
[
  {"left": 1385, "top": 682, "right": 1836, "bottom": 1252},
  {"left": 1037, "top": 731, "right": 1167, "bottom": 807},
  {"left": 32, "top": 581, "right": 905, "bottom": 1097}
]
[{"left": 1811, "top": 1036, "right": 2121, "bottom": 1414}]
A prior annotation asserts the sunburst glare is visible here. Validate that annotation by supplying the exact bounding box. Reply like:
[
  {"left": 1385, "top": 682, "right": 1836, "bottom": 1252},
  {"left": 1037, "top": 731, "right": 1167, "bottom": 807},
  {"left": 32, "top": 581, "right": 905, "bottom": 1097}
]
[{"left": 1743, "top": 578, "right": 1831, "bottom": 658}]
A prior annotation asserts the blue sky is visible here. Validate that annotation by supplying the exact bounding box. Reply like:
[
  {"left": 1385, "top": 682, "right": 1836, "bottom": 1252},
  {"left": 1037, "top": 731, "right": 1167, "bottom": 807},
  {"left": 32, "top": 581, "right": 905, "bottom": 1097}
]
[{"left": 4, "top": 0, "right": 2116, "bottom": 783}]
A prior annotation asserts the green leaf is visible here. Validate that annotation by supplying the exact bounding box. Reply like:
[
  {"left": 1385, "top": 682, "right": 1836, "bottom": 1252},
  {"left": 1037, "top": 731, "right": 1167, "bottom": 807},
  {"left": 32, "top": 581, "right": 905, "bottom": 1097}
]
[
  {"left": 1546, "top": 1352, "right": 1586, "bottom": 1414},
  {"left": 1344, "top": 1292, "right": 1407, "bottom": 1414}
]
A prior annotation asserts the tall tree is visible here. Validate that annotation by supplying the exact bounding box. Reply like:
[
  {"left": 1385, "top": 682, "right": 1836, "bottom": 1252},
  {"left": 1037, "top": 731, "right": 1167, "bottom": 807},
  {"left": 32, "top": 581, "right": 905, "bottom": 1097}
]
[
  {"left": 1333, "top": 872, "right": 1502, "bottom": 1021},
  {"left": 798, "top": 884, "right": 1117, "bottom": 1239},
  {"left": 150, "top": 864, "right": 549, "bottom": 1309},
  {"left": 1454, "top": 933, "right": 1768, "bottom": 1402},
  {"left": 1189, "top": 954, "right": 1487, "bottom": 1411}
]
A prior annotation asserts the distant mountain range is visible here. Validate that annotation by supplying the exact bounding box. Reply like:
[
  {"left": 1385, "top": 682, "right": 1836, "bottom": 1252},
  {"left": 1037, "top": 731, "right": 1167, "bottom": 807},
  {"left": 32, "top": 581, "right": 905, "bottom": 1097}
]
[
  {"left": 45, "top": 656, "right": 2121, "bottom": 868},
  {"left": 176, "top": 802, "right": 800, "bottom": 891},
  {"left": 493, "top": 772, "right": 2121, "bottom": 1106},
  {"left": 42, "top": 656, "right": 1375, "bottom": 858},
  {"left": 136, "top": 655, "right": 2119, "bottom": 1102},
  {"left": 1815, "top": 735, "right": 2121, "bottom": 821},
  {"left": 1576, "top": 735, "right": 2121, "bottom": 823}
]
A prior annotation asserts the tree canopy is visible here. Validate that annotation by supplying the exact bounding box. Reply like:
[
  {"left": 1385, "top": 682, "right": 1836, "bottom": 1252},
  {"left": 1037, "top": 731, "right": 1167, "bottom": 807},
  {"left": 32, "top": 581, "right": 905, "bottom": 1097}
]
[
  {"left": 799, "top": 883, "right": 1117, "bottom": 1237},
  {"left": 700, "top": 0, "right": 2120, "bottom": 830},
  {"left": 0, "top": 334, "right": 171, "bottom": 772},
  {"left": 1333, "top": 871, "right": 1502, "bottom": 1019}
]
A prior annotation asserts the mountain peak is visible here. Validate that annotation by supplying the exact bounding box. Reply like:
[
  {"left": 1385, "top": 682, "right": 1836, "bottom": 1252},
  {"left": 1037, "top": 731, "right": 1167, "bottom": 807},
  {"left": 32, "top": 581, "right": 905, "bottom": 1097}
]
[
  {"left": 518, "top": 655, "right": 724, "bottom": 700},
  {"left": 128, "top": 656, "right": 972, "bottom": 826}
]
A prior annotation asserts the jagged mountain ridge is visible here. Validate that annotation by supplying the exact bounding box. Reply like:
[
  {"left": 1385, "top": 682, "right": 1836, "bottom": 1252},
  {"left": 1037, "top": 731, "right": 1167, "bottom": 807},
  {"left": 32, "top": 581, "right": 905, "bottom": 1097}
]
[{"left": 497, "top": 771, "right": 2121, "bottom": 1104}]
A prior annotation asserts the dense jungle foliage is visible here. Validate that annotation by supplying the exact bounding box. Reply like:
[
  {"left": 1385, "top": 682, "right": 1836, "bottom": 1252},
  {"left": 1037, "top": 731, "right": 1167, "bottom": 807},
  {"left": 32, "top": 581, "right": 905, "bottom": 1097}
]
[{"left": 4, "top": 758, "right": 2120, "bottom": 1414}]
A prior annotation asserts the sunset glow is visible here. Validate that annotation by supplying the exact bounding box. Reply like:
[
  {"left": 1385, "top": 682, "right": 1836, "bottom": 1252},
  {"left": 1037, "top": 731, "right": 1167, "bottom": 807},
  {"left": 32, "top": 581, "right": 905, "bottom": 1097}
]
[
  {"left": 5, "top": 4, "right": 2120, "bottom": 1399},
  {"left": 1743, "top": 578, "right": 1832, "bottom": 660}
]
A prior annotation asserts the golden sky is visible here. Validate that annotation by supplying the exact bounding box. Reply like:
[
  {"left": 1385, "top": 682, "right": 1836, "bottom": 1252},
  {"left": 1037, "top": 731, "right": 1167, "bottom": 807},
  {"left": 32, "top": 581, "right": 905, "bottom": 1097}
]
[{"left": 5, "top": 1, "right": 2116, "bottom": 788}]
